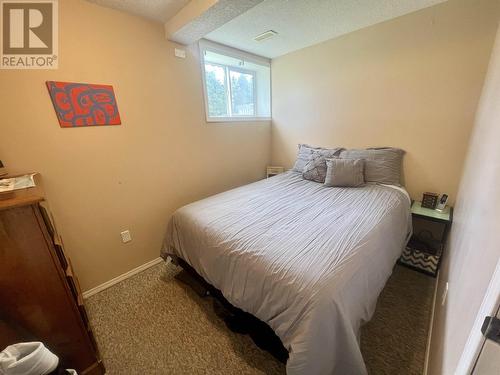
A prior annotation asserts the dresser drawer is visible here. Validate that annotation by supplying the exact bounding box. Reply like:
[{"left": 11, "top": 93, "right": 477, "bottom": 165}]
[
  {"left": 66, "top": 259, "right": 84, "bottom": 306},
  {"left": 39, "top": 202, "right": 56, "bottom": 239},
  {"left": 54, "top": 243, "right": 68, "bottom": 270},
  {"left": 38, "top": 203, "right": 70, "bottom": 272}
]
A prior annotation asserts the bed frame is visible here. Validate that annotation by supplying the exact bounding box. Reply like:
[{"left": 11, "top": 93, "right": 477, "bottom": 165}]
[{"left": 175, "top": 257, "right": 289, "bottom": 363}]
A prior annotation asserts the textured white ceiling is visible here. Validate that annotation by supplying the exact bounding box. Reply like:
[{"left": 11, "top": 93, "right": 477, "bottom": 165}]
[
  {"left": 206, "top": 0, "right": 448, "bottom": 58},
  {"left": 86, "top": 0, "right": 190, "bottom": 23}
]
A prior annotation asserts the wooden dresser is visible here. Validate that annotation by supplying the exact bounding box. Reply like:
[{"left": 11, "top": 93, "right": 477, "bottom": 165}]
[{"left": 0, "top": 176, "right": 105, "bottom": 374}]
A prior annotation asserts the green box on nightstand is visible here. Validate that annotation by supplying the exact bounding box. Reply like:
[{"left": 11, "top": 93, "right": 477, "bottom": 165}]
[
  {"left": 411, "top": 201, "right": 451, "bottom": 222},
  {"left": 398, "top": 201, "right": 453, "bottom": 277}
]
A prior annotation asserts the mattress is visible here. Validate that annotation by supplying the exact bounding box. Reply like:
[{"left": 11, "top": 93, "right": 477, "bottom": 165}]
[{"left": 162, "top": 171, "right": 411, "bottom": 374}]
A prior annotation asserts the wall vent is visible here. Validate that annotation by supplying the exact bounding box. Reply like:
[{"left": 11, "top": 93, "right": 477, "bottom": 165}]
[{"left": 254, "top": 30, "right": 278, "bottom": 42}]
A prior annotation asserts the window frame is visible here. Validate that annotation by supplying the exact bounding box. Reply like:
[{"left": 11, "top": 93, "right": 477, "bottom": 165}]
[
  {"left": 203, "top": 61, "right": 230, "bottom": 118},
  {"left": 199, "top": 40, "right": 271, "bottom": 123}
]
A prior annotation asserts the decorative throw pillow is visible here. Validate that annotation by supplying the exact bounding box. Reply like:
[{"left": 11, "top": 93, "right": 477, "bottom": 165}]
[
  {"left": 292, "top": 144, "right": 343, "bottom": 172},
  {"left": 324, "top": 158, "right": 365, "bottom": 187},
  {"left": 302, "top": 152, "right": 328, "bottom": 183},
  {"left": 339, "top": 147, "right": 405, "bottom": 185}
]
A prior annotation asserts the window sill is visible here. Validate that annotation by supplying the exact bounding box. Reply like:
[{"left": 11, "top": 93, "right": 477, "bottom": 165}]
[{"left": 206, "top": 117, "right": 271, "bottom": 123}]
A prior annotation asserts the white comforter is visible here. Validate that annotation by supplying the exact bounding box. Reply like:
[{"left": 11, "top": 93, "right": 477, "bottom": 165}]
[{"left": 162, "top": 172, "right": 411, "bottom": 374}]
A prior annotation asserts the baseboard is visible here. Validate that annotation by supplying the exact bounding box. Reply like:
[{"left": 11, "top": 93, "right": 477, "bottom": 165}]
[
  {"left": 82, "top": 257, "right": 165, "bottom": 299},
  {"left": 424, "top": 270, "right": 440, "bottom": 375}
]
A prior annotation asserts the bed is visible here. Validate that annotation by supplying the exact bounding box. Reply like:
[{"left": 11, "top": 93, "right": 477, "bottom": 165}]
[{"left": 161, "top": 171, "right": 411, "bottom": 374}]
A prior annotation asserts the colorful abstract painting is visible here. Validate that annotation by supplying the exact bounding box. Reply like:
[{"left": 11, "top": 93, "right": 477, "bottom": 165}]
[{"left": 46, "top": 81, "right": 121, "bottom": 127}]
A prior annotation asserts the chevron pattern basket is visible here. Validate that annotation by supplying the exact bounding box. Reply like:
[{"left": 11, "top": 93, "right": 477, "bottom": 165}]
[{"left": 399, "top": 246, "right": 442, "bottom": 277}]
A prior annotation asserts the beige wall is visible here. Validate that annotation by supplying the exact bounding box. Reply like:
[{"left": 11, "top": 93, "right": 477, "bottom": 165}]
[
  {"left": 428, "top": 24, "right": 500, "bottom": 375},
  {"left": 0, "top": 0, "right": 271, "bottom": 291},
  {"left": 271, "top": 0, "right": 500, "bottom": 204}
]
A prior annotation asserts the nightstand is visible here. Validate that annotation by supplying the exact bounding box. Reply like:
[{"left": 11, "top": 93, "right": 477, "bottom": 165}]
[
  {"left": 266, "top": 166, "right": 284, "bottom": 178},
  {"left": 398, "top": 201, "right": 453, "bottom": 277}
]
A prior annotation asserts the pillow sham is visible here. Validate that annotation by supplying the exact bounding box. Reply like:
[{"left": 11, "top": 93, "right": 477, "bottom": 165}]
[
  {"left": 302, "top": 152, "right": 328, "bottom": 183},
  {"left": 292, "top": 144, "right": 343, "bottom": 172},
  {"left": 339, "top": 147, "right": 405, "bottom": 185},
  {"left": 324, "top": 158, "right": 365, "bottom": 187}
]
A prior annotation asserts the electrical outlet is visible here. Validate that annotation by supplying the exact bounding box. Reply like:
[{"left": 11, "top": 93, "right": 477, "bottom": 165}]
[
  {"left": 120, "top": 230, "right": 132, "bottom": 243},
  {"left": 174, "top": 48, "right": 186, "bottom": 58},
  {"left": 441, "top": 282, "right": 449, "bottom": 306}
]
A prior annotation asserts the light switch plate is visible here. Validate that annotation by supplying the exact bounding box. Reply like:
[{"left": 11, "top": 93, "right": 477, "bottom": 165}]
[
  {"left": 441, "top": 282, "right": 449, "bottom": 306},
  {"left": 120, "top": 230, "right": 132, "bottom": 243}
]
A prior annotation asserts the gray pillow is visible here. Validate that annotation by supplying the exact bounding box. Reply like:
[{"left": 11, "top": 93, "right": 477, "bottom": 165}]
[
  {"left": 324, "top": 158, "right": 365, "bottom": 187},
  {"left": 339, "top": 147, "right": 405, "bottom": 185},
  {"left": 302, "top": 152, "right": 328, "bottom": 183},
  {"left": 292, "top": 144, "right": 343, "bottom": 172}
]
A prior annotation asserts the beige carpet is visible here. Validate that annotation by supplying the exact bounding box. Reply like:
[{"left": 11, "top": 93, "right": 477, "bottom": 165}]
[{"left": 85, "top": 262, "right": 434, "bottom": 375}]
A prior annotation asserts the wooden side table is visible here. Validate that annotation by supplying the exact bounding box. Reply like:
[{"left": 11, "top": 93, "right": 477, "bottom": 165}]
[
  {"left": 398, "top": 201, "right": 453, "bottom": 277},
  {"left": 266, "top": 166, "right": 284, "bottom": 178}
]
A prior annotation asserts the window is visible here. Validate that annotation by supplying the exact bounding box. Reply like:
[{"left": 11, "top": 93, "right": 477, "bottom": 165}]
[
  {"left": 204, "top": 63, "right": 256, "bottom": 117},
  {"left": 200, "top": 40, "right": 271, "bottom": 122}
]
